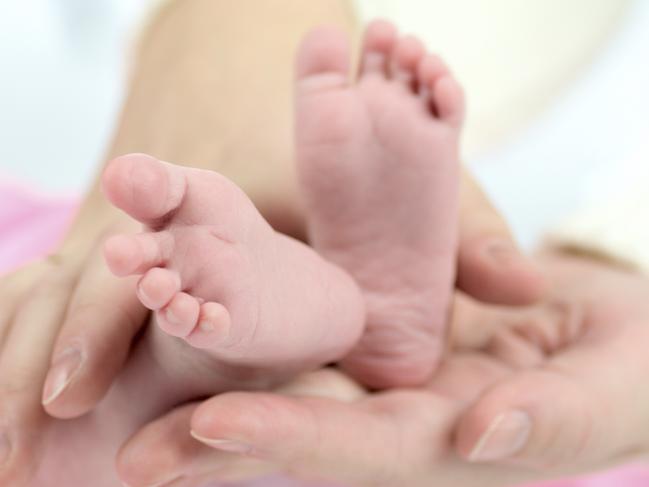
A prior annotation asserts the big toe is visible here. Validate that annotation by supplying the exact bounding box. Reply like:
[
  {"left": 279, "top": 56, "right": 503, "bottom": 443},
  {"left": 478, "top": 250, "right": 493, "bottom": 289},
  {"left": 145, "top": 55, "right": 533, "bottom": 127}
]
[
  {"left": 341, "top": 330, "right": 443, "bottom": 388},
  {"left": 102, "top": 153, "right": 187, "bottom": 226}
]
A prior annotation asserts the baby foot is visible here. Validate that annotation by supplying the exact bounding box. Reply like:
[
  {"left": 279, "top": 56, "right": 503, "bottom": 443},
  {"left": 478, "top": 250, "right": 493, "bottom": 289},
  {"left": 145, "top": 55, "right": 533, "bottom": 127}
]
[
  {"left": 102, "top": 154, "right": 364, "bottom": 373},
  {"left": 295, "top": 21, "right": 465, "bottom": 387}
]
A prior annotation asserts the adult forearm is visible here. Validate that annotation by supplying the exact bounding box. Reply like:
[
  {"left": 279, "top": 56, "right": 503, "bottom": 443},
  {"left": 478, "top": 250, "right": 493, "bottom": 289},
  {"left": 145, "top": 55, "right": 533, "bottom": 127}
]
[{"left": 67, "top": 0, "right": 359, "bottom": 242}]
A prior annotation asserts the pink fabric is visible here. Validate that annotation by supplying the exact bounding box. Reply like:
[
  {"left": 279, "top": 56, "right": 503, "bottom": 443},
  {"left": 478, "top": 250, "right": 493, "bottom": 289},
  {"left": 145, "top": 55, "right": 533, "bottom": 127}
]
[
  {"left": 530, "top": 466, "right": 649, "bottom": 487},
  {"left": 0, "top": 180, "right": 647, "bottom": 487},
  {"left": 0, "top": 179, "right": 78, "bottom": 274}
]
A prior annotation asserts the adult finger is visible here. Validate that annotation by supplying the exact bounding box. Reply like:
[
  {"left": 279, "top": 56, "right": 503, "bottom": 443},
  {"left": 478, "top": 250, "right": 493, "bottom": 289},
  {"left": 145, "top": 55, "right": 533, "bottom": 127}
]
[
  {"left": 456, "top": 331, "right": 648, "bottom": 470},
  {"left": 189, "top": 390, "right": 456, "bottom": 487},
  {"left": 457, "top": 170, "right": 545, "bottom": 305},
  {"left": 0, "top": 259, "right": 51, "bottom": 344},
  {"left": 0, "top": 257, "right": 80, "bottom": 484},
  {"left": 116, "top": 368, "right": 363, "bottom": 486},
  {"left": 42, "top": 244, "right": 147, "bottom": 418},
  {"left": 117, "top": 404, "right": 204, "bottom": 487},
  {"left": 116, "top": 403, "right": 272, "bottom": 487}
]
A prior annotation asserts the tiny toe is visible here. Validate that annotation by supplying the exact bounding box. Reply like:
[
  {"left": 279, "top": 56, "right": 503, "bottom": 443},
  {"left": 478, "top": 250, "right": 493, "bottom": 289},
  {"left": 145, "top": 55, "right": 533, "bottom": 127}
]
[
  {"left": 185, "top": 302, "right": 231, "bottom": 349},
  {"left": 359, "top": 19, "right": 398, "bottom": 76},
  {"left": 137, "top": 268, "right": 181, "bottom": 310},
  {"left": 417, "top": 54, "right": 450, "bottom": 92},
  {"left": 157, "top": 292, "right": 200, "bottom": 338},
  {"left": 390, "top": 35, "right": 425, "bottom": 88},
  {"left": 432, "top": 75, "right": 466, "bottom": 126},
  {"left": 104, "top": 231, "right": 173, "bottom": 277},
  {"left": 102, "top": 153, "right": 187, "bottom": 226},
  {"left": 296, "top": 26, "right": 350, "bottom": 90}
]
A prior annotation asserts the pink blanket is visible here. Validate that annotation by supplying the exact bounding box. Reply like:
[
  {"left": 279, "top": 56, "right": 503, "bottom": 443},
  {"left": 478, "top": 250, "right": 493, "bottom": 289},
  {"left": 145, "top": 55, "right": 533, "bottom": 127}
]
[
  {"left": 0, "top": 180, "right": 646, "bottom": 487},
  {"left": 0, "top": 180, "right": 78, "bottom": 274}
]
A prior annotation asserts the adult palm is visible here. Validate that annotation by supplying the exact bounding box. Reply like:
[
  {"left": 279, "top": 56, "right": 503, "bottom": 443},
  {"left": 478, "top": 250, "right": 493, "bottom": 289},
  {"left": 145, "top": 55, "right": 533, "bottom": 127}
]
[{"left": 116, "top": 251, "right": 649, "bottom": 487}]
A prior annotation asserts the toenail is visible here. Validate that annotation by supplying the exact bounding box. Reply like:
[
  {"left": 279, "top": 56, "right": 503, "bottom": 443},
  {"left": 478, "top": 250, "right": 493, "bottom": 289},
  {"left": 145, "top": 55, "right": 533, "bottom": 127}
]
[
  {"left": 0, "top": 430, "right": 11, "bottom": 467},
  {"left": 42, "top": 347, "right": 84, "bottom": 405},
  {"left": 138, "top": 286, "right": 154, "bottom": 306},
  {"left": 198, "top": 320, "right": 215, "bottom": 332},
  {"left": 468, "top": 410, "right": 531, "bottom": 462},
  {"left": 166, "top": 308, "right": 181, "bottom": 325},
  {"left": 190, "top": 431, "right": 253, "bottom": 455}
]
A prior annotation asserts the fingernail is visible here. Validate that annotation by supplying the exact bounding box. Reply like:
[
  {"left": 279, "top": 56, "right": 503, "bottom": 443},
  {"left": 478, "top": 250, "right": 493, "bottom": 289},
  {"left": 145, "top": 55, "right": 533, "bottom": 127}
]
[
  {"left": 469, "top": 410, "right": 531, "bottom": 462},
  {"left": 190, "top": 431, "right": 252, "bottom": 454},
  {"left": 42, "top": 347, "right": 83, "bottom": 405},
  {"left": 0, "top": 431, "right": 11, "bottom": 467}
]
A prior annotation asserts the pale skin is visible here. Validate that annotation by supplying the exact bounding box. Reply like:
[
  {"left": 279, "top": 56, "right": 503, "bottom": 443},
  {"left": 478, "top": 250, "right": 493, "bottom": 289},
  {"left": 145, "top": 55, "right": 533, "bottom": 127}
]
[
  {"left": 295, "top": 21, "right": 464, "bottom": 388},
  {"left": 38, "top": 24, "right": 468, "bottom": 487},
  {"left": 98, "top": 20, "right": 466, "bottom": 393},
  {"left": 0, "top": 1, "right": 544, "bottom": 485},
  {"left": 101, "top": 152, "right": 366, "bottom": 377},
  {"left": 118, "top": 251, "right": 649, "bottom": 487}
]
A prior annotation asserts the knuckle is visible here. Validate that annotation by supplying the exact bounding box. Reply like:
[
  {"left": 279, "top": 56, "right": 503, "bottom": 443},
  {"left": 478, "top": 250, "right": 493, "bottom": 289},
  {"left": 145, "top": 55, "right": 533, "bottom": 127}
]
[
  {"left": 0, "top": 260, "right": 50, "bottom": 308},
  {"left": 44, "top": 252, "right": 66, "bottom": 267},
  {"left": 0, "top": 370, "right": 40, "bottom": 399}
]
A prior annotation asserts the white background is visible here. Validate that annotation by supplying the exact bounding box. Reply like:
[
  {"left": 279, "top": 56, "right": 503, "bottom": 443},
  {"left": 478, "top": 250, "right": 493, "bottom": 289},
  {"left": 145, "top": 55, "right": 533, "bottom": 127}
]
[{"left": 1, "top": 0, "right": 648, "bottom": 247}]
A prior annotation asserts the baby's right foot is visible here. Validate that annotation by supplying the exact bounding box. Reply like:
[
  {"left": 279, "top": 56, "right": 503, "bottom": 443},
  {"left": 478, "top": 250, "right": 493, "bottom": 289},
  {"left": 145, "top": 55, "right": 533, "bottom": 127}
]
[
  {"left": 102, "top": 154, "right": 364, "bottom": 390},
  {"left": 295, "top": 21, "right": 465, "bottom": 387}
]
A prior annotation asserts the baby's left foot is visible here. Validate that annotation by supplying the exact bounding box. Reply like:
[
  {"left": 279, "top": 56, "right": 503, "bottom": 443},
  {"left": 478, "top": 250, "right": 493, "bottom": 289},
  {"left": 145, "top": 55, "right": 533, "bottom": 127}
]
[{"left": 102, "top": 154, "right": 364, "bottom": 384}]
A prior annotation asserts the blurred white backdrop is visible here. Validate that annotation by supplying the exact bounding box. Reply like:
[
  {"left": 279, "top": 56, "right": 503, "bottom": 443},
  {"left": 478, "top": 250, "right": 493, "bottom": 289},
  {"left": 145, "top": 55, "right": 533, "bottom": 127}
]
[
  {"left": 468, "top": 0, "right": 649, "bottom": 247},
  {"left": 0, "top": 0, "right": 648, "bottom": 247},
  {"left": 0, "top": 0, "right": 157, "bottom": 192}
]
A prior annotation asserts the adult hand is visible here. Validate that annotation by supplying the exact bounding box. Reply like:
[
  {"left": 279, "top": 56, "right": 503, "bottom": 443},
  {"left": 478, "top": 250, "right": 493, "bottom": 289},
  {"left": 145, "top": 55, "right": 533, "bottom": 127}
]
[
  {"left": 116, "top": 252, "right": 649, "bottom": 487},
  {"left": 113, "top": 289, "right": 546, "bottom": 487},
  {"left": 455, "top": 252, "right": 649, "bottom": 470},
  {"left": 0, "top": 214, "right": 148, "bottom": 485},
  {"left": 456, "top": 170, "right": 544, "bottom": 305},
  {"left": 0, "top": 162, "right": 541, "bottom": 484},
  {"left": 101, "top": 167, "right": 545, "bottom": 486}
]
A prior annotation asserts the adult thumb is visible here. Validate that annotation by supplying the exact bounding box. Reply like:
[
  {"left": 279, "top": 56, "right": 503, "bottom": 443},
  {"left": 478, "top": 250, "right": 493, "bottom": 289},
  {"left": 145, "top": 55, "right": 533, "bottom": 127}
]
[{"left": 455, "top": 368, "right": 607, "bottom": 470}]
